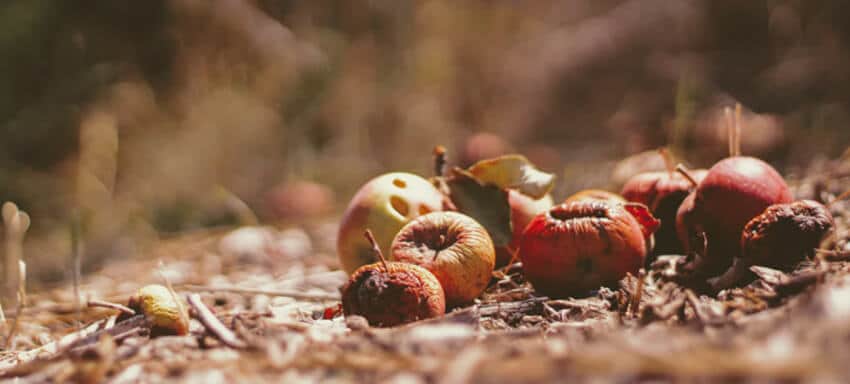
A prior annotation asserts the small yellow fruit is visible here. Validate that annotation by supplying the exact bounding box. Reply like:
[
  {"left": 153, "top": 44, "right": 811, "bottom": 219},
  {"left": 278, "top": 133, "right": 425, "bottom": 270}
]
[{"left": 128, "top": 284, "right": 189, "bottom": 336}]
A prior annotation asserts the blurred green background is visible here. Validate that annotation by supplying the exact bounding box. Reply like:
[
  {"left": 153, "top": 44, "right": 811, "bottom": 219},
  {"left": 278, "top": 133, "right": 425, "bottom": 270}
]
[{"left": 0, "top": 0, "right": 849, "bottom": 283}]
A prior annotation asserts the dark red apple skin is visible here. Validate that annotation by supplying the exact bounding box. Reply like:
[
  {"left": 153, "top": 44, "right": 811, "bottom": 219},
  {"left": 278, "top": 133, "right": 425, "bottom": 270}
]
[
  {"left": 691, "top": 156, "right": 792, "bottom": 274},
  {"left": 676, "top": 192, "right": 698, "bottom": 254},
  {"left": 621, "top": 170, "right": 707, "bottom": 255},
  {"left": 518, "top": 201, "right": 651, "bottom": 298}
]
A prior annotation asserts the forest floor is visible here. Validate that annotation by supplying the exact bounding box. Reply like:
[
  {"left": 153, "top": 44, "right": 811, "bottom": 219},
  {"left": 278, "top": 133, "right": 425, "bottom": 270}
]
[{"left": 1, "top": 154, "right": 850, "bottom": 383}]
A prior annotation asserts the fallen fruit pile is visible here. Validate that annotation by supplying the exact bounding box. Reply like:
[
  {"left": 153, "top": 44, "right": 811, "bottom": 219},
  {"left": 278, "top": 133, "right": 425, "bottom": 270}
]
[{"left": 337, "top": 107, "right": 841, "bottom": 327}]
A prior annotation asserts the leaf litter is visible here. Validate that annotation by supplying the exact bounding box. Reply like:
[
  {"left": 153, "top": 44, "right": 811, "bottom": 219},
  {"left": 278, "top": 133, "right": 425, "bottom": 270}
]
[{"left": 1, "top": 155, "right": 850, "bottom": 382}]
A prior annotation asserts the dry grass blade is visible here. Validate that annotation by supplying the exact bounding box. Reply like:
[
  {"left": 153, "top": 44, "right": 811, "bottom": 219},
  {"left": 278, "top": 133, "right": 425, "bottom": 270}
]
[
  {"left": 86, "top": 299, "right": 135, "bottom": 316},
  {"left": 181, "top": 284, "right": 340, "bottom": 301},
  {"left": 187, "top": 293, "right": 247, "bottom": 349}
]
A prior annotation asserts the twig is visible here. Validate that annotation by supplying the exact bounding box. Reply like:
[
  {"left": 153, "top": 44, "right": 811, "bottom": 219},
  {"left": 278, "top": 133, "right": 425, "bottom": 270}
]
[
  {"left": 364, "top": 230, "right": 389, "bottom": 271},
  {"left": 187, "top": 294, "right": 247, "bottom": 349},
  {"left": 87, "top": 299, "right": 135, "bottom": 316},
  {"left": 156, "top": 261, "right": 191, "bottom": 336},
  {"left": 70, "top": 211, "right": 84, "bottom": 332},
  {"left": 180, "top": 284, "right": 340, "bottom": 301},
  {"left": 5, "top": 261, "right": 26, "bottom": 350},
  {"left": 675, "top": 164, "right": 700, "bottom": 188},
  {"left": 631, "top": 272, "right": 645, "bottom": 317},
  {"left": 433, "top": 145, "right": 448, "bottom": 178},
  {"left": 658, "top": 148, "right": 675, "bottom": 177},
  {"left": 0, "top": 315, "right": 148, "bottom": 376},
  {"left": 2, "top": 202, "right": 29, "bottom": 349},
  {"left": 827, "top": 189, "right": 850, "bottom": 208},
  {"left": 478, "top": 297, "right": 548, "bottom": 317},
  {"left": 733, "top": 103, "right": 742, "bottom": 157},
  {"left": 684, "top": 290, "right": 708, "bottom": 325},
  {"left": 817, "top": 248, "right": 850, "bottom": 261}
]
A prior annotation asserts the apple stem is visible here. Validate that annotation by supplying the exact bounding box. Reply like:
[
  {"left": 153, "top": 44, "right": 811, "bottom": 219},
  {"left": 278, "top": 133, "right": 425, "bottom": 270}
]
[
  {"left": 658, "top": 148, "right": 675, "bottom": 177},
  {"left": 364, "top": 230, "right": 389, "bottom": 272},
  {"left": 734, "top": 103, "right": 742, "bottom": 157},
  {"left": 433, "top": 145, "right": 447, "bottom": 178},
  {"left": 433, "top": 234, "right": 446, "bottom": 261},
  {"left": 828, "top": 189, "right": 850, "bottom": 208},
  {"left": 725, "top": 106, "right": 734, "bottom": 158},
  {"left": 675, "top": 164, "right": 699, "bottom": 188}
]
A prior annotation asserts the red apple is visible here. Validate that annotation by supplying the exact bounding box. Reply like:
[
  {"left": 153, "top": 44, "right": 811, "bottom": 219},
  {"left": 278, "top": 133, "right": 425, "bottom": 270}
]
[
  {"left": 391, "top": 211, "right": 495, "bottom": 307},
  {"left": 518, "top": 200, "right": 657, "bottom": 298},
  {"left": 685, "top": 156, "right": 792, "bottom": 274},
  {"left": 621, "top": 169, "right": 707, "bottom": 254},
  {"left": 494, "top": 190, "right": 554, "bottom": 267},
  {"left": 337, "top": 172, "right": 444, "bottom": 274}
]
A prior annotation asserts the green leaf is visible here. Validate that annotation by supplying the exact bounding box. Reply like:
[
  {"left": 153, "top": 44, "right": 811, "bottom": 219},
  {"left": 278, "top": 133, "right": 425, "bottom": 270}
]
[
  {"left": 446, "top": 168, "right": 512, "bottom": 247},
  {"left": 467, "top": 154, "right": 554, "bottom": 199}
]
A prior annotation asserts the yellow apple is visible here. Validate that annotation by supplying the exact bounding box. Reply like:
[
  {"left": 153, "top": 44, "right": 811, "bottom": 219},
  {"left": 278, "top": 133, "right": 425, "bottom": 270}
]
[{"left": 337, "top": 172, "right": 444, "bottom": 274}]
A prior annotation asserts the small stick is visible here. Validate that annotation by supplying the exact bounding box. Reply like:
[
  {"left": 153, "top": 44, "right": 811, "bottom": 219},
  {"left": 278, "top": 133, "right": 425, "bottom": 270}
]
[
  {"left": 816, "top": 248, "right": 850, "bottom": 261},
  {"left": 87, "top": 299, "right": 135, "bottom": 316},
  {"left": 187, "top": 293, "right": 247, "bottom": 349},
  {"left": 734, "top": 103, "right": 742, "bottom": 157},
  {"left": 70, "top": 211, "right": 83, "bottom": 331},
  {"left": 827, "top": 189, "right": 850, "bottom": 208},
  {"left": 156, "top": 261, "right": 190, "bottom": 336},
  {"left": 364, "top": 230, "right": 389, "bottom": 272},
  {"left": 725, "top": 106, "right": 734, "bottom": 157},
  {"left": 181, "top": 285, "right": 340, "bottom": 301},
  {"left": 631, "top": 271, "right": 645, "bottom": 317},
  {"left": 658, "top": 148, "right": 675, "bottom": 177},
  {"left": 433, "top": 145, "right": 448, "bottom": 178},
  {"left": 675, "top": 164, "right": 700, "bottom": 188},
  {"left": 433, "top": 234, "right": 446, "bottom": 261},
  {"left": 4, "top": 260, "right": 26, "bottom": 349}
]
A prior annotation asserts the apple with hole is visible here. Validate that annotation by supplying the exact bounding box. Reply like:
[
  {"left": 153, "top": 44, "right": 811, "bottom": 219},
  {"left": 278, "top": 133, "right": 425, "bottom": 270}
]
[
  {"left": 337, "top": 172, "right": 444, "bottom": 274},
  {"left": 391, "top": 211, "right": 495, "bottom": 307},
  {"left": 519, "top": 200, "right": 658, "bottom": 298}
]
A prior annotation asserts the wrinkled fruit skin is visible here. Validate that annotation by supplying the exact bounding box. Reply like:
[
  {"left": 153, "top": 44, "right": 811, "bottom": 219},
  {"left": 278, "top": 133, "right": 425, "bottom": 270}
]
[
  {"left": 741, "top": 200, "right": 834, "bottom": 270},
  {"left": 709, "top": 200, "right": 834, "bottom": 290},
  {"left": 689, "top": 157, "right": 792, "bottom": 275},
  {"left": 391, "top": 211, "right": 496, "bottom": 307},
  {"left": 494, "top": 191, "right": 554, "bottom": 267},
  {"left": 127, "top": 284, "right": 188, "bottom": 336},
  {"left": 621, "top": 170, "right": 707, "bottom": 255},
  {"left": 564, "top": 189, "right": 626, "bottom": 204},
  {"left": 342, "top": 262, "right": 445, "bottom": 327},
  {"left": 337, "top": 172, "right": 444, "bottom": 274},
  {"left": 519, "top": 201, "right": 654, "bottom": 298}
]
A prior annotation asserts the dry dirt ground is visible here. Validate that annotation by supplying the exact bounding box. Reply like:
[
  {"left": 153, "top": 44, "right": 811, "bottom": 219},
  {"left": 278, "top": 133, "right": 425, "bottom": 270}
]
[{"left": 1, "top": 154, "right": 850, "bottom": 383}]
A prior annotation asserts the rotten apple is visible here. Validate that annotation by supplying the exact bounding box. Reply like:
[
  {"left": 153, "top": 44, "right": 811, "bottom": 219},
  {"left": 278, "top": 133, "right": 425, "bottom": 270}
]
[
  {"left": 709, "top": 200, "right": 834, "bottom": 290},
  {"left": 341, "top": 231, "right": 446, "bottom": 327},
  {"left": 391, "top": 211, "right": 495, "bottom": 306},
  {"left": 518, "top": 200, "right": 658, "bottom": 298}
]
